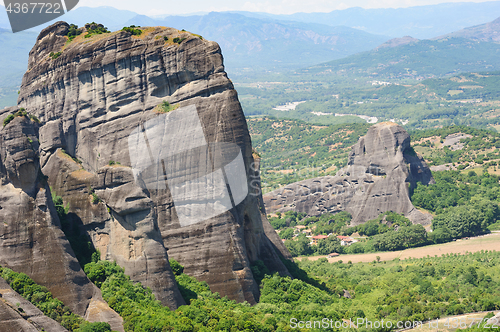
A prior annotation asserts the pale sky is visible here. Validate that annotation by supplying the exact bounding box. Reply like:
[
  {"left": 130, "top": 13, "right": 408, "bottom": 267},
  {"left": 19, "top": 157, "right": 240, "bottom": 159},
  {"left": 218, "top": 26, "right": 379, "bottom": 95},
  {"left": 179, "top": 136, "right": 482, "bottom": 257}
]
[{"left": 75, "top": 0, "right": 498, "bottom": 16}]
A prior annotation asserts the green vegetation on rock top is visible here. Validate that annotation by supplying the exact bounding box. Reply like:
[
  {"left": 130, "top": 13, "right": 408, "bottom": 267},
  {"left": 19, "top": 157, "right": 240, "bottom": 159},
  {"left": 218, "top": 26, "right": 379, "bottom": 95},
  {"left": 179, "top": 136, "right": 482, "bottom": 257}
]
[
  {"left": 67, "top": 24, "right": 82, "bottom": 41},
  {"left": 2, "top": 108, "right": 39, "bottom": 127},
  {"left": 84, "top": 22, "right": 110, "bottom": 38},
  {"left": 121, "top": 26, "right": 142, "bottom": 36}
]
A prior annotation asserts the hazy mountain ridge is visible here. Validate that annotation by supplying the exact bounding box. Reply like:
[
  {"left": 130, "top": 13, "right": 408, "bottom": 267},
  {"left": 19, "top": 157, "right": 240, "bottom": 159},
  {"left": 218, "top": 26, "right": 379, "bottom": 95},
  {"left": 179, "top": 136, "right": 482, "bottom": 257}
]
[
  {"left": 0, "top": 8, "right": 388, "bottom": 107},
  {"left": 0, "top": 5, "right": 137, "bottom": 31},
  {"left": 302, "top": 14, "right": 500, "bottom": 80},
  {"left": 375, "top": 36, "right": 420, "bottom": 50},
  {"left": 3, "top": 2, "right": 498, "bottom": 38},
  {"left": 437, "top": 16, "right": 500, "bottom": 42},
  {"left": 1, "top": 3, "right": 500, "bottom": 108},
  {"left": 234, "top": 1, "right": 500, "bottom": 39},
  {"left": 0, "top": 29, "right": 37, "bottom": 108},
  {"left": 121, "top": 11, "right": 389, "bottom": 72},
  {"left": 306, "top": 37, "right": 500, "bottom": 80}
]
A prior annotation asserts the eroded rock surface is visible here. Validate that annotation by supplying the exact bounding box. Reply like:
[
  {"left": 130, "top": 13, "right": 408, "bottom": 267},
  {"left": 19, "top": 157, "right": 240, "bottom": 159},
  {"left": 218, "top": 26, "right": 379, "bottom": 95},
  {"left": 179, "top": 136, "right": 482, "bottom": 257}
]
[
  {"left": 263, "top": 122, "right": 434, "bottom": 225},
  {"left": 12, "top": 21, "right": 290, "bottom": 308},
  {"left": 0, "top": 109, "right": 122, "bottom": 330},
  {"left": 0, "top": 278, "right": 68, "bottom": 332},
  {"left": 0, "top": 111, "right": 93, "bottom": 316}
]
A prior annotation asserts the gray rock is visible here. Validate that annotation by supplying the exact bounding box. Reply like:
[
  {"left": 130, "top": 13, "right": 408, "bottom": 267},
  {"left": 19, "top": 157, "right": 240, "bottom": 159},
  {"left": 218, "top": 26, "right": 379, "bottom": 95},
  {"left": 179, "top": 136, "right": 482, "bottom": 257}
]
[
  {"left": 0, "top": 111, "right": 123, "bottom": 329},
  {"left": 263, "top": 122, "right": 434, "bottom": 225},
  {"left": 0, "top": 278, "right": 68, "bottom": 332},
  {"left": 487, "top": 312, "right": 500, "bottom": 327},
  {"left": 12, "top": 21, "right": 290, "bottom": 309}
]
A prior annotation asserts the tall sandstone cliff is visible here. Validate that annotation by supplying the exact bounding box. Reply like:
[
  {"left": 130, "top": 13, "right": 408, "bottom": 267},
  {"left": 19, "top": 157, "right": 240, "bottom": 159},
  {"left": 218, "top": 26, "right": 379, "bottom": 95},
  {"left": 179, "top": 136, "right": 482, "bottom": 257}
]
[
  {"left": 0, "top": 21, "right": 290, "bottom": 317},
  {"left": 264, "top": 122, "right": 434, "bottom": 225},
  {"left": 0, "top": 106, "right": 124, "bottom": 330}
]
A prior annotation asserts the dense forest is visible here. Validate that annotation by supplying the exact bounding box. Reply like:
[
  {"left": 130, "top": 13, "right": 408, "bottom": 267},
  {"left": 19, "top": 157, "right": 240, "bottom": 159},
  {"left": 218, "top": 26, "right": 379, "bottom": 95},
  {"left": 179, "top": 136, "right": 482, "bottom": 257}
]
[
  {"left": 273, "top": 202, "right": 498, "bottom": 258},
  {"left": 2, "top": 250, "right": 499, "bottom": 331}
]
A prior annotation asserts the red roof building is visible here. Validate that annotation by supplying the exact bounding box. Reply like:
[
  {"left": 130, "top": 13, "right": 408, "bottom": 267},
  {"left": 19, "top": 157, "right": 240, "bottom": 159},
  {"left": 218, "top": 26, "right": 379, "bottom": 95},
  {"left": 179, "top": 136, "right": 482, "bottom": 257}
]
[{"left": 311, "top": 234, "right": 329, "bottom": 245}]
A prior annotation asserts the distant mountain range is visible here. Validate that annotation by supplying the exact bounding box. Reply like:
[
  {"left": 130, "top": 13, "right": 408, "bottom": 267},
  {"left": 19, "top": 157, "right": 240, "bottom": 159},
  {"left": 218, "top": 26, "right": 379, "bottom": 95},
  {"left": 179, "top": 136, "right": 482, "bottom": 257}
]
[
  {"left": 122, "top": 12, "right": 389, "bottom": 73},
  {"left": 438, "top": 16, "right": 500, "bottom": 42},
  {"left": 0, "top": 7, "right": 389, "bottom": 71},
  {"left": 0, "top": 29, "right": 37, "bottom": 107},
  {"left": 233, "top": 1, "right": 500, "bottom": 39},
  {"left": 0, "top": 5, "right": 137, "bottom": 30},
  {"left": 1, "top": 3, "right": 500, "bottom": 107},
  {"left": 3, "top": 2, "right": 499, "bottom": 38},
  {"left": 0, "top": 6, "right": 389, "bottom": 108},
  {"left": 303, "top": 14, "right": 500, "bottom": 81}
]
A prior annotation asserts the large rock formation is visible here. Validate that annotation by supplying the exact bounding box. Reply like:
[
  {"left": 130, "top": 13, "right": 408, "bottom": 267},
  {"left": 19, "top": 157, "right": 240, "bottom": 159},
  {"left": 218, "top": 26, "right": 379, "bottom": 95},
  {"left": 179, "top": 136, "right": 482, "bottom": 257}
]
[
  {"left": 3, "top": 20, "right": 290, "bottom": 314},
  {"left": 0, "top": 107, "right": 123, "bottom": 331},
  {"left": 263, "top": 122, "right": 434, "bottom": 225}
]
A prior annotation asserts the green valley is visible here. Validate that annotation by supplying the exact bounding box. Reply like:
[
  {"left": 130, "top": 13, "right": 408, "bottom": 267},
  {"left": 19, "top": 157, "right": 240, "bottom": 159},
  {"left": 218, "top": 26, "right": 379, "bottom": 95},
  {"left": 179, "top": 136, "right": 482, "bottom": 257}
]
[{"left": 239, "top": 71, "right": 500, "bottom": 131}]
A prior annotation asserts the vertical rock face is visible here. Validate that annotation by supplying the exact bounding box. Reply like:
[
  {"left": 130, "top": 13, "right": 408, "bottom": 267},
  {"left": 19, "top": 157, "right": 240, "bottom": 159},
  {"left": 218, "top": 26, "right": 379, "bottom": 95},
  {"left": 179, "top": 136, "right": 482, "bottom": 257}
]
[
  {"left": 0, "top": 278, "right": 68, "bottom": 332},
  {"left": 0, "top": 109, "right": 102, "bottom": 318},
  {"left": 263, "top": 122, "right": 434, "bottom": 225},
  {"left": 12, "top": 21, "right": 290, "bottom": 308}
]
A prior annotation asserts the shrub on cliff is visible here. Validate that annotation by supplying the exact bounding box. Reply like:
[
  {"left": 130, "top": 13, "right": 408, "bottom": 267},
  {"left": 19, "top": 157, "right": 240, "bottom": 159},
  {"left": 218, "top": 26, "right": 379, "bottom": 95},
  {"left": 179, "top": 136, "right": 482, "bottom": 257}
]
[
  {"left": 3, "top": 108, "right": 28, "bottom": 127},
  {"left": 156, "top": 101, "right": 179, "bottom": 113},
  {"left": 49, "top": 51, "right": 62, "bottom": 59},
  {"left": 173, "top": 37, "right": 187, "bottom": 44},
  {"left": 3, "top": 114, "right": 14, "bottom": 126},
  {"left": 121, "top": 26, "right": 142, "bottom": 36},
  {"left": 67, "top": 24, "right": 82, "bottom": 41},
  {"left": 169, "top": 259, "right": 184, "bottom": 275},
  {"left": 84, "top": 22, "right": 110, "bottom": 38}
]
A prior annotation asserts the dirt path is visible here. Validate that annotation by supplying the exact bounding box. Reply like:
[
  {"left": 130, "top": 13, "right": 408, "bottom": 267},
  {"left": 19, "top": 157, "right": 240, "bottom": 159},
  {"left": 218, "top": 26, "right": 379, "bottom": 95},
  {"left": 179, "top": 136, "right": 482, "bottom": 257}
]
[{"left": 301, "top": 232, "right": 500, "bottom": 263}]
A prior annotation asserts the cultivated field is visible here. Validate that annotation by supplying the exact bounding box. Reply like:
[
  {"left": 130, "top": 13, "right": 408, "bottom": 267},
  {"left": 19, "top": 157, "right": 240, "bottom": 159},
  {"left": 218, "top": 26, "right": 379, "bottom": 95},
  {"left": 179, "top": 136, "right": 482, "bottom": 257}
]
[{"left": 302, "top": 231, "right": 500, "bottom": 264}]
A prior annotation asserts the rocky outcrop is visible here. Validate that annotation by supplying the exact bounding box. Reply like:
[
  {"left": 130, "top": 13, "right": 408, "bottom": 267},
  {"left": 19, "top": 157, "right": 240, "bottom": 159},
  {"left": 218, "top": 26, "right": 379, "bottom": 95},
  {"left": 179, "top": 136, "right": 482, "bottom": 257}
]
[
  {"left": 487, "top": 312, "right": 500, "bottom": 327},
  {"left": 0, "top": 109, "right": 122, "bottom": 330},
  {"left": 10, "top": 20, "right": 290, "bottom": 309},
  {"left": 263, "top": 122, "right": 434, "bottom": 225},
  {"left": 0, "top": 278, "right": 68, "bottom": 332}
]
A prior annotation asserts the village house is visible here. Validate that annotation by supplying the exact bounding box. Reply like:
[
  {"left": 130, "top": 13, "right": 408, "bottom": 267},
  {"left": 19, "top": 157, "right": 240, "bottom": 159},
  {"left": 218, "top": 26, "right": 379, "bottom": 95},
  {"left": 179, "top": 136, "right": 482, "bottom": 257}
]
[
  {"left": 337, "top": 235, "right": 357, "bottom": 246},
  {"left": 311, "top": 234, "right": 329, "bottom": 245}
]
